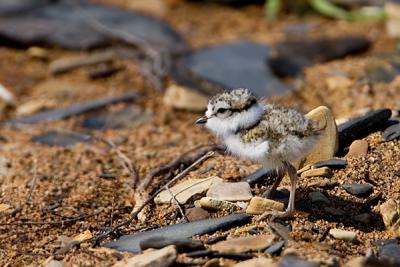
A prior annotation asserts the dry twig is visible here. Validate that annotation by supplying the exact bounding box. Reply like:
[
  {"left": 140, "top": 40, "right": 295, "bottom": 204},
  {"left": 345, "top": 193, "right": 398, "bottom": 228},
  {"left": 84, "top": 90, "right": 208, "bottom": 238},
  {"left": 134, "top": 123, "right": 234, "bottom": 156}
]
[
  {"left": 26, "top": 158, "right": 38, "bottom": 203},
  {"left": 88, "top": 150, "right": 215, "bottom": 245},
  {"left": 165, "top": 185, "right": 188, "bottom": 222},
  {"left": 138, "top": 144, "right": 222, "bottom": 192}
]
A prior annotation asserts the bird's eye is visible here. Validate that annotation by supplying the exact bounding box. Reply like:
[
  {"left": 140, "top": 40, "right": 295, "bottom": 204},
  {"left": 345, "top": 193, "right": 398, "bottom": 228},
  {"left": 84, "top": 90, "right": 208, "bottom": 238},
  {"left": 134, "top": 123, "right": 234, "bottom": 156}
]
[{"left": 217, "top": 108, "right": 227, "bottom": 113}]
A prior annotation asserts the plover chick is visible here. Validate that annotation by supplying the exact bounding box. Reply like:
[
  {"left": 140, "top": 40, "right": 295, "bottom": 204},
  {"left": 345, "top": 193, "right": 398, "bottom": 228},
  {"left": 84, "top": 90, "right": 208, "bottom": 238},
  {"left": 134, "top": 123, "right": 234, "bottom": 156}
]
[{"left": 196, "top": 88, "right": 319, "bottom": 219}]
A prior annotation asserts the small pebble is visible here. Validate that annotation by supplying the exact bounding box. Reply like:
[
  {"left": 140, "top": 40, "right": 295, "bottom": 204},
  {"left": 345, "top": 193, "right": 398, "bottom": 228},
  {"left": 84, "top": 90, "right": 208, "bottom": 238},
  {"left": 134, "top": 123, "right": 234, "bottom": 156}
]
[
  {"left": 303, "top": 106, "right": 339, "bottom": 167},
  {"left": 246, "top": 196, "right": 285, "bottom": 215},
  {"left": 380, "top": 199, "right": 400, "bottom": 230},
  {"left": 373, "top": 239, "right": 400, "bottom": 264},
  {"left": 324, "top": 207, "right": 345, "bottom": 216},
  {"left": 309, "top": 192, "right": 331, "bottom": 205},
  {"left": 211, "top": 234, "right": 274, "bottom": 253},
  {"left": 313, "top": 159, "right": 347, "bottom": 169},
  {"left": 329, "top": 229, "right": 357, "bottom": 242},
  {"left": 301, "top": 167, "right": 333, "bottom": 178},
  {"left": 112, "top": 245, "right": 177, "bottom": 267},
  {"left": 338, "top": 109, "right": 392, "bottom": 150},
  {"left": 342, "top": 183, "right": 373, "bottom": 197},
  {"left": 207, "top": 182, "right": 253, "bottom": 201},
  {"left": 199, "top": 197, "right": 239, "bottom": 211},
  {"left": 354, "top": 213, "right": 371, "bottom": 225},
  {"left": 262, "top": 188, "right": 289, "bottom": 202},
  {"left": 243, "top": 168, "right": 277, "bottom": 186},
  {"left": 308, "top": 178, "right": 338, "bottom": 189},
  {"left": 346, "top": 140, "right": 369, "bottom": 157},
  {"left": 185, "top": 207, "right": 210, "bottom": 222},
  {"left": 383, "top": 122, "right": 400, "bottom": 141},
  {"left": 278, "top": 255, "right": 320, "bottom": 267},
  {"left": 264, "top": 240, "right": 286, "bottom": 256}
]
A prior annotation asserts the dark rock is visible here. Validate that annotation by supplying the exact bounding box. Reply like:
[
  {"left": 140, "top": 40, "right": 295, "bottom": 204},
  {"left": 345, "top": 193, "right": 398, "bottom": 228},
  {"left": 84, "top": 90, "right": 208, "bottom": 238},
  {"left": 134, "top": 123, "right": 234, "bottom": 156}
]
[
  {"left": 395, "top": 170, "right": 400, "bottom": 177},
  {"left": 139, "top": 236, "right": 204, "bottom": 253},
  {"left": 324, "top": 207, "right": 346, "bottom": 216},
  {"left": 0, "top": 1, "right": 187, "bottom": 52},
  {"left": 363, "top": 192, "right": 383, "bottom": 208},
  {"left": 362, "top": 60, "right": 398, "bottom": 83},
  {"left": 171, "top": 41, "right": 290, "bottom": 98},
  {"left": 278, "top": 255, "right": 320, "bottom": 267},
  {"left": 262, "top": 188, "right": 289, "bottom": 202},
  {"left": 105, "top": 213, "right": 250, "bottom": 252},
  {"left": 32, "top": 130, "right": 92, "bottom": 147},
  {"left": 268, "top": 222, "right": 291, "bottom": 241},
  {"left": 268, "top": 36, "right": 370, "bottom": 77},
  {"left": 313, "top": 159, "right": 347, "bottom": 170},
  {"left": 185, "top": 250, "right": 253, "bottom": 260},
  {"left": 372, "top": 239, "right": 400, "bottom": 265},
  {"left": 338, "top": 109, "right": 392, "bottom": 151},
  {"left": 342, "top": 183, "right": 373, "bottom": 197},
  {"left": 383, "top": 121, "right": 400, "bottom": 142},
  {"left": 205, "top": 235, "right": 227, "bottom": 245},
  {"left": 264, "top": 240, "right": 286, "bottom": 256},
  {"left": 354, "top": 213, "right": 371, "bottom": 225},
  {"left": 88, "top": 65, "right": 122, "bottom": 80},
  {"left": 243, "top": 167, "right": 277, "bottom": 186},
  {"left": 7, "top": 92, "right": 140, "bottom": 124},
  {"left": 185, "top": 207, "right": 210, "bottom": 222},
  {"left": 82, "top": 105, "right": 152, "bottom": 130}
]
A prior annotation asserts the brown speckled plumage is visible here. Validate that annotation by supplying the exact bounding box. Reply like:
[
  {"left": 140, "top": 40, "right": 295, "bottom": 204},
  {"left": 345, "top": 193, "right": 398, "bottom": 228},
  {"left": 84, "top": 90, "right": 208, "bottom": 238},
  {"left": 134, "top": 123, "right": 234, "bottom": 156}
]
[
  {"left": 240, "top": 105, "right": 318, "bottom": 148},
  {"left": 209, "top": 88, "right": 256, "bottom": 111}
]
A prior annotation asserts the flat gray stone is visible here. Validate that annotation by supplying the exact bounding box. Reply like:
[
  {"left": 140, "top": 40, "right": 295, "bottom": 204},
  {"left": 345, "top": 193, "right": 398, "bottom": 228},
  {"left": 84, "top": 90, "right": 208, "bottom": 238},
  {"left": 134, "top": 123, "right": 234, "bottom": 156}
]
[
  {"left": 309, "top": 192, "right": 331, "bottom": 205},
  {"left": 105, "top": 213, "right": 250, "bottom": 252},
  {"left": 0, "top": 1, "right": 187, "bottom": 52},
  {"left": 155, "top": 176, "right": 222, "bottom": 204},
  {"left": 171, "top": 41, "right": 290, "bottom": 97},
  {"left": 206, "top": 182, "right": 252, "bottom": 201}
]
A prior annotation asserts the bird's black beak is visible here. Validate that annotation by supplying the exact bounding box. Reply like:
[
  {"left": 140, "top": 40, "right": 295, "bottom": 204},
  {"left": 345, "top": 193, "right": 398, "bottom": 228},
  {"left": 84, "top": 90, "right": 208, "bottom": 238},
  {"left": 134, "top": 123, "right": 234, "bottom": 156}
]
[{"left": 196, "top": 116, "right": 208, "bottom": 124}]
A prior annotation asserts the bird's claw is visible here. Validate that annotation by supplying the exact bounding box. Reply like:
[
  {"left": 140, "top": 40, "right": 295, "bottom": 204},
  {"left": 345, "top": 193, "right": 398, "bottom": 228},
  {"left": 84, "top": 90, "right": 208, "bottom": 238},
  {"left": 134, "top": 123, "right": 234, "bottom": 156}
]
[{"left": 255, "top": 209, "right": 294, "bottom": 222}]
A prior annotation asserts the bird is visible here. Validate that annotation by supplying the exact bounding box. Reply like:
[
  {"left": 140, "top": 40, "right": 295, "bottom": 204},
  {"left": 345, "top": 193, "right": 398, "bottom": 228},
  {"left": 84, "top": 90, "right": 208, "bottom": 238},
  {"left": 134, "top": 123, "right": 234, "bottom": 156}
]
[{"left": 196, "top": 88, "right": 319, "bottom": 219}]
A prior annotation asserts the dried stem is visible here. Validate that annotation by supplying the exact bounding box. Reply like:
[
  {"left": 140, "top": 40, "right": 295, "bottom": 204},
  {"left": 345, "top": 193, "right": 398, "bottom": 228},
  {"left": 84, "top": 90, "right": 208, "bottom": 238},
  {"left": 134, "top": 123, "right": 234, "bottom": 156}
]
[
  {"left": 88, "top": 150, "right": 215, "bottom": 245},
  {"left": 165, "top": 185, "right": 188, "bottom": 222},
  {"left": 26, "top": 158, "right": 38, "bottom": 203},
  {"left": 138, "top": 144, "right": 222, "bottom": 192}
]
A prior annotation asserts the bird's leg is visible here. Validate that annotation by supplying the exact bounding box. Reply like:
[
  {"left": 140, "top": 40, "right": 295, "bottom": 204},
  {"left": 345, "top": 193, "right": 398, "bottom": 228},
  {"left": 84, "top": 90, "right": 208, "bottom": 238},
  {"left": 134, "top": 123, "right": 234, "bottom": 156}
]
[
  {"left": 283, "top": 161, "right": 297, "bottom": 217},
  {"left": 257, "top": 161, "right": 297, "bottom": 221},
  {"left": 264, "top": 167, "right": 284, "bottom": 199}
]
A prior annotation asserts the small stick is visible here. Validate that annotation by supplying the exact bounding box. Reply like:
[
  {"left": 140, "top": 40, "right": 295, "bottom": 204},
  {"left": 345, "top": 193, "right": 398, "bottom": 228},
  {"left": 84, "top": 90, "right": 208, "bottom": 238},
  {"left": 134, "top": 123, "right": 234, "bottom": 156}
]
[
  {"left": 103, "top": 138, "right": 139, "bottom": 188},
  {"left": 26, "top": 159, "right": 38, "bottom": 203},
  {"left": 165, "top": 185, "right": 188, "bottom": 222},
  {"left": 89, "top": 151, "right": 215, "bottom": 244},
  {"left": 138, "top": 144, "right": 220, "bottom": 192}
]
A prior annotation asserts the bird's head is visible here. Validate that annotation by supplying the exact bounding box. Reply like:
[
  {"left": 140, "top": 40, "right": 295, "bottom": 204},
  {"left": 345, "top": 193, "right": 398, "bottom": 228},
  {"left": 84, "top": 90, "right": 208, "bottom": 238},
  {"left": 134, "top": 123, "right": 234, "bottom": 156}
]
[{"left": 196, "top": 88, "right": 264, "bottom": 137}]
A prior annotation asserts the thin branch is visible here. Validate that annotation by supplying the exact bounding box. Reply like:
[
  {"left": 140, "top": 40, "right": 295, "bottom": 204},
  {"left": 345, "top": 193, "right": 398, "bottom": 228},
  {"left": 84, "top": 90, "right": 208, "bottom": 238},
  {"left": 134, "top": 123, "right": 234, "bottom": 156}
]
[
  {"left": 88, "top": 150, "right": 215, "bottom": 245},
  {"left": 165, "top": 185, "right": 188, "bottom": 222},
  {"left": 103, "top": 138, "right": 139, "bottom": 188},
  {"left": 26, "top": 158, "right": 38, "bottom": 203},
  {"left": 138, "top": 144, "right": 221, "bottom": 192}
]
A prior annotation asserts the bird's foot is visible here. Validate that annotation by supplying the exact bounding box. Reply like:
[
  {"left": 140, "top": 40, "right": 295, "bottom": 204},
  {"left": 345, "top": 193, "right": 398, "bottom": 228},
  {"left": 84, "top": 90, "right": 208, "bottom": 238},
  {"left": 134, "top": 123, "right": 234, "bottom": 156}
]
[{"left": 256, "top": 209, "right": 294, "bottom": 222}]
